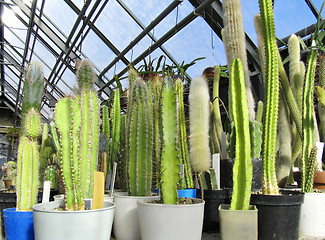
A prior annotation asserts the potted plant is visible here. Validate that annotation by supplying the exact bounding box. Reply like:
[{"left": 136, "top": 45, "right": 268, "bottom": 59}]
[
  {"left": 2, "top": 62, "right": 44, "bottom": 240},
  {"left": 1, "top": 161, "right": 17, "bottom": 189},
  {"left": 250, "top": 1, "right": 304, "bottom": 239},
  {"left": 32, "top": 59, "right": 115, "bottom": 240},
  {"left": 113, "top": 74, "right": 158, "bottom": 240},
  {"left": 137, "top": 76, "right": 207, "bottom": 240}
]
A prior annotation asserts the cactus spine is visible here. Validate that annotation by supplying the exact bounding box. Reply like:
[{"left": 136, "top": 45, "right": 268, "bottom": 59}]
[
  {"left": 160, "top": 77, "right": 180, "bottom": 204},
  {"left": 109, "top": 89, "right": 121, "bottom": 165},
  {"left": 126, "top": 77, "right": 153, "bottom": 196},
  {"left": 229, "top": 58, "right": 253, "bottom": 210},
  {"left": 44, "top": 164, "right": 58, "bottom": 189},
  {"left": 259, "top": 0, "right": 280, "bottom": 195},
  {"left": 189, "top": 77, "right": 211, "bottom": 172},
  {"left": 77, "top": 60, "right": 100, "bottom": 199},
  {"left": 175, "top": 79, "right": 194, "bottom": 189}
]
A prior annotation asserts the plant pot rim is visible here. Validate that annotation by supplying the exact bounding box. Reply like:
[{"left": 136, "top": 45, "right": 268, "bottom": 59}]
[
  {"left": 218, "top": 204, "right": 257, "bottom": 212},
  {"left": 32, "top": 199, "right": 115, "bottom": 214},
  {"left": 113, "top": 194, "right": 158, "bottom": 200},
  {"left": 251, "top": 190, "right": 304, "bottom": 206},
  {"left": 137, "top": 198, "right": 204, "bottom": 208}
]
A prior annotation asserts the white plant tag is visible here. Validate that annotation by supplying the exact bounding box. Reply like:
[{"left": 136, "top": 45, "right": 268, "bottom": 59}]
[
  {"left": 212, "top": 153, "right": 220, "bottom": 189},
  {"left": 42, "top": 181, "right": 51, "bottom": 203}
]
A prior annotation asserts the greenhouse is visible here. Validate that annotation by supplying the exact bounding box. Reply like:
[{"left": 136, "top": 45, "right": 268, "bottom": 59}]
[{"left": 0, "top": 0, "right": 324, "bottom": 239}]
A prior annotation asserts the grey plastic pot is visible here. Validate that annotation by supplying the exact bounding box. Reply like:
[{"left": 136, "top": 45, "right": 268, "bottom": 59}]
[
  {"left": 32, "top": 199, "right": 115, "bottom": 240},
  {"left": 299, "top": 192, "right": 325, "bottom": 237},
  {"left": 113, "top": 195, "right": 159, "bottom": 240},
  {"left": 137, "top": 198, "right": 205, "bottom": 240},
  {"left": 219, "top": 204, "right": 258, "bottom": 240}
]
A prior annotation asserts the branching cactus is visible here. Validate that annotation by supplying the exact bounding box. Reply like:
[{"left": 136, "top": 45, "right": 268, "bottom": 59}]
[
  {"left": 259, "top": 0, "right": 280, "bottom": 195},
  {"left": 126, "top": 77, "right": 153, "bottom": 196},
  {"left": 16, "top": 109, "right": 42, "bottom": 211},
  {"left": 76, "top": 60, "right": 100, "bottom": 199},
  {"left": 229, "top": 58, "right": 253, "bottom": 210},
  {"left": 20, "top": 63, "right": 44, "bottom": 136},
  {"left": 160, "top": 77, "right": 180, "bottom": 204},
  {"left": 175, "top": 78, "right": 194, "bottom": 189},
  {"left": 189, "top": 76, "right": 211, "bottom": 173},
  {"left": 55, "top": 97, "right": 83, "bottom": 211}
]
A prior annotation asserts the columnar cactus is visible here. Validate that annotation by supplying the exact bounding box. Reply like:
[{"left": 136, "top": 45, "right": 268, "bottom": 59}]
[
  {"left": 44, "top": 163, "right": 58, "bottom": 189},
  {"left": 229, "top": 58, "right": 253, "bottom": 210},
  {"left": 189, "top": 76, "right": 211, "bottom": 173},
  {"left": 16, "top": 136, "right": 39, "bottom": 210},
  {"left": 222, "top": 0, "right": 255, "bottom": 120},
  {"left": 160, "top": 77, "right": 180, "bottom": 204},
  {"left": 109, "top": 89, "right": 121, "bottom": 166},
  {"left": 55, "top": 97, "right": 83, "bottom": 210},
  {"left": 20, "top": 63, "right": 44, "bottom": 136},
  {"left": 175, "top": 78, "right": 194, "bottom": 189},
  {"left": 102, "top": 105, "right": 110, "bottom": 141},
  {"left": 16, "top": 109, "right": 42, "bottom": 211},
  {"left": 126, "top": 77, "right": 153, "bottom": 196},
  {"left": 77, "top": 60, "right": 100, "bottom": 199},
  {"left": 301, "top": 45, "right": 318, "bottom": 193},
  {"left": 259, "top": 0, "right": 280, "bottom": 195}
]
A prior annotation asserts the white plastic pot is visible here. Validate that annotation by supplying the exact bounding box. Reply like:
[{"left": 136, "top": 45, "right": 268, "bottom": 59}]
[
  {"left": 113, "top": 195, "right": 159, "bottom": 240},
  {"left": 137, "top": 198, "right": 204, "bottom": 240},
  {"left": 33, "top": 199, "right": 115, "bottom": 240},
  {"left": 299, "top": 192, "right": 325, "bottom": 237}
]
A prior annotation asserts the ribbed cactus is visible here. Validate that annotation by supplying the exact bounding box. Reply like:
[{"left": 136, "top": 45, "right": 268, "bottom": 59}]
[
  {"left": 128, "top": 65, "right": 138, "bottom": 91},
  {"left": 109, "top": 89, "right": 121, "bottom": 166},
  {"left": 102, "top": 105, "right": 110, "bottom": 141},
  {"left": 189, "top": 76, "right": 211, "bottom": 173},
  {"left": 259, "top": 0, "right": 280, "bottom": 195},
  {"left": 160, "top": 77, "right": 180, "bottom": 204},
  {"left": 20, "top": 63, "right": 44, "bottom": 136},
  {"left": 222, "top": 0, "right": 255, "bottom": 120},
  {"left": 50, "top": 121, "right": 60, "bottom": 154},
  {"left": 126, "top": 77, "right": 153, "bottom": 196},
  {"left": 175, "top": 79, "right": 194, "bottom": 189},
  {"left": 24, "top": 108, "right": 42, "bottom": 139},
  {"left": 55, "top": 97, "right": 83, "bottom": 211},
  {"left": 77, "top": 60, "right": 100, "bottom": 199},
  {"left": 16, "top": 136, "right": 39, "bottom": 211},
  {"left": 229, "top": 58, "right": 253, "bottom": 211},
  {"left": 301, "top": 45, "right": 317, "bottom": 193}
]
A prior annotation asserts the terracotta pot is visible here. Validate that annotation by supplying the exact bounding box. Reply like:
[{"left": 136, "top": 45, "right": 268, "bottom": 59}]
[
  {"left": 293, "top": 171, "right": 325, "bottom": 189},
  {"left": 3, "top": 180, "right": 12, "bottom": 189}
]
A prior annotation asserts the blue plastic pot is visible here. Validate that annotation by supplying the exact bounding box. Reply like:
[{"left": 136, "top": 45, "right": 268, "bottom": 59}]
[
  {"left": 3, "top": 208, "right": 34, "bottom": 240},
  {"left": 178, "top": 188, "right": 197, "bottom": 198}
]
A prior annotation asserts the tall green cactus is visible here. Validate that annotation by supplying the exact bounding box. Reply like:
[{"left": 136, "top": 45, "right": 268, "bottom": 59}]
[
  {"left": 20, "top": 63, "right": 44, "bottom": 136},
  {"left": 16, "top": 109, "right": 41, "bottom": 211},
  {"left": 160, "top": 77, "right": 180, "bottom": 204},
  {"left": 126, "top": 77, "right": 153, "bottom": 196},
  {"left": 109, "top": 89, "right": 121, "bottom": 165},
  {"left": 16, "top": 136, "right": 39, "bottom": 211},
  {"left": 259, "top": 0, "right": 280, "bottom": 195},
  {"left": 77, "top": 60, "right": 100, "bottom": 199},
  {"left": 102, "top": 105, "right": 110, "bottom": 141},
  {"left": 175, "top": 79, "right": 194, "bottom": 189},
  {"left": 55, "top": 97, "right": 83, "bottom": 210},
  {"left": 301, "top": 45, "right": 318, "bottom": 193},
  {"left": 229, "top": 58, "right": 253, "bottom": 211},
  {"left": 189, "top": 76, "right": 211, "bottom": 173},
  {"left": 44, "top": 163, "right": 58, "bottom": 189}
]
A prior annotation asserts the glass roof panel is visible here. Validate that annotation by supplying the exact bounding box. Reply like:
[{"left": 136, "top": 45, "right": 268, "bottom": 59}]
[
  {"left": 273, "top": 0, "right": 319, "bottom": 40},
  {"left": 81, "top": 29, "right": 119, "bottom": 71},
  {"left": 42, "top": 1, "right": 78, "bottom": 39},
  {"left": 94, "top": 0, "right": 143, "bottom": 51}
]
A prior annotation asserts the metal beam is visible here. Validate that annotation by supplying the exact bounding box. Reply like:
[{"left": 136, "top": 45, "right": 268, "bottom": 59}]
[
  {"left": 0, "top": 2, "right": 4, "bottom": 96},
  {"left": 103, "top": 0, "right": 215, "bottom": 90},
  {"left": 98, "top": 0, "right": 183, "bottom": 79},
  {"left": 305, "top": 0, "right": 323, "bottom": 21}
]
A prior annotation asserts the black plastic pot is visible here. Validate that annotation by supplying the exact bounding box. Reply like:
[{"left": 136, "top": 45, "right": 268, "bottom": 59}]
[
  {"left": 220, "top": 158, "right": 262, "bottom": 190},
  {"left": 250, "top": 190, "right": 304, "bottom": 240},
  {"left": 197, "top": 188, "right": 231, "bottom": 233}
]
